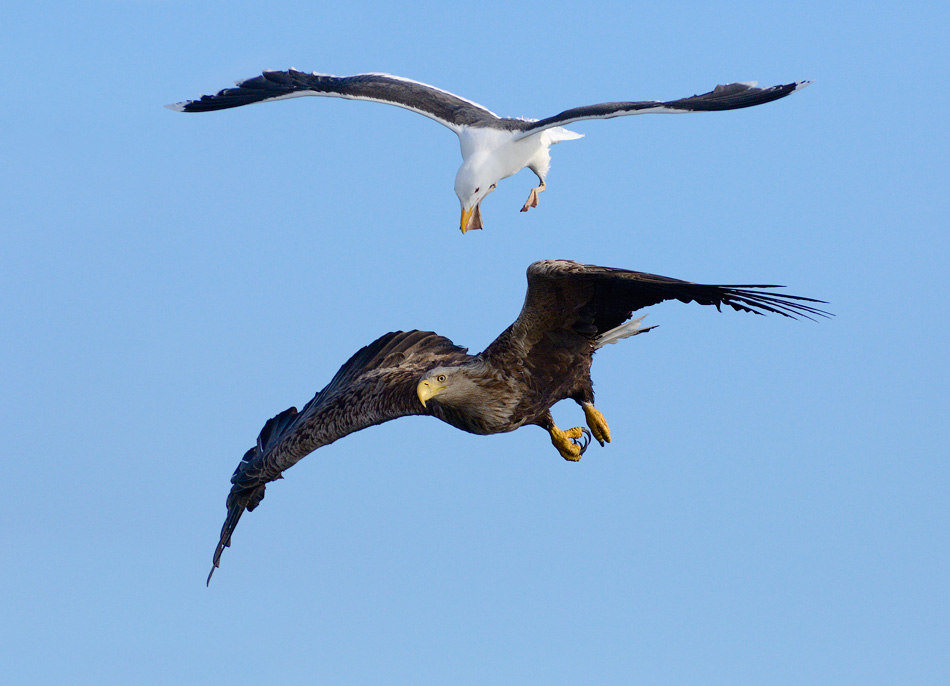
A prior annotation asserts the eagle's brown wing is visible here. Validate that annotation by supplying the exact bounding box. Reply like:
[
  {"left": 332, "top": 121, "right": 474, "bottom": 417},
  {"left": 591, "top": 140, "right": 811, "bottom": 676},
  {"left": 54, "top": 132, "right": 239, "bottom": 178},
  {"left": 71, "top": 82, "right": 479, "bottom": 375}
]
[
  {"left": 482, "top": 259, "right": 829, "bottom": 362},
  {"left": 208, "top": 330, "right": 470, "bottom": 584}
]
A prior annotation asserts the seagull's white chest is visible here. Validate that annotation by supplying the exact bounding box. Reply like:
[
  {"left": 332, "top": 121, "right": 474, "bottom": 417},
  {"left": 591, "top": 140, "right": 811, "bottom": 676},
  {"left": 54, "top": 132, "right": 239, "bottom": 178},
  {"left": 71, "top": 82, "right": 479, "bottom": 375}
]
[{"left": 457, "top": 126, "right": 558, "bottom": 181}]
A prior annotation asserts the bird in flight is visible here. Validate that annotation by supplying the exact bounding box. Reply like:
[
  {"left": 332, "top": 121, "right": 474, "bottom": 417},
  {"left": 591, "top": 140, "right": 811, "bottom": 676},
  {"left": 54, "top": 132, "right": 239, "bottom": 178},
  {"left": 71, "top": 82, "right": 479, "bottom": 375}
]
[
  {"left": 168, "top": 70, "right": 810, "bottom": 233},
  {"left": 206, "top": 259, "right": 828, "bottom": 583}
]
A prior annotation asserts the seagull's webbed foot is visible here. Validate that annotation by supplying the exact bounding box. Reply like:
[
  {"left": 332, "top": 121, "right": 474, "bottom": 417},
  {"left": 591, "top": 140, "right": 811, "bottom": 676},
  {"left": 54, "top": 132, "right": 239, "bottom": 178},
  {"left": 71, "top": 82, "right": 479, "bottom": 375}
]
[
  {"left": 520, "top": 180, "right": 546, "bottom": 212},
  {"left": 549, "top": 424, "right": 592, "bottom": 462},
  {"left": 582, "top": 403, "right": 611, "bottom": 447}
]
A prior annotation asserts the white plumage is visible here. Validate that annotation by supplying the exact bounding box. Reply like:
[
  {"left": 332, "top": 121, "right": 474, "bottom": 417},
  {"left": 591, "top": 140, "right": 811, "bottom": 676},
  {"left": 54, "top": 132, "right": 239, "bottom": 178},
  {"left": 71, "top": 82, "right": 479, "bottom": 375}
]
[{"left": 169, "top": 70, "right": 810, "bottom": 233}]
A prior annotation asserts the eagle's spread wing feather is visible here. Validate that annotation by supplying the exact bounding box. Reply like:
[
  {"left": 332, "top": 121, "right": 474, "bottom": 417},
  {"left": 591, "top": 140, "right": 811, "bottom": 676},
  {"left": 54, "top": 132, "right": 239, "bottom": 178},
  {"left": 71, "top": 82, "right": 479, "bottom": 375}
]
[
  {"left": 208, "top": 330, "right": 470, "bottom": 583},
  {"left": 483, "top": 260, "right": 829, "bottom": 362}
]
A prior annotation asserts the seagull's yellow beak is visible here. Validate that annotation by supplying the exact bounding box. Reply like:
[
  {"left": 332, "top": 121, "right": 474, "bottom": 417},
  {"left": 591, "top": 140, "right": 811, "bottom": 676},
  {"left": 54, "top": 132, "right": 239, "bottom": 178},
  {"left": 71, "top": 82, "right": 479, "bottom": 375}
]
[
  {"left": 460, "top": 203, "right": 482, "bottom": 234},
  {"left": 416, "top": 378, "right": 446, "bottom": 407}
]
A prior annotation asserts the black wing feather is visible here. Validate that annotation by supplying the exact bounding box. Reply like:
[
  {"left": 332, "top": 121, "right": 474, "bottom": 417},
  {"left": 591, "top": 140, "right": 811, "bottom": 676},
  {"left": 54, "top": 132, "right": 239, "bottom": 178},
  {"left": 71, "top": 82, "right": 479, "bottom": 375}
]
[
  {"left": 483, "top": 260, "right": 829, "bottom": 363},
  {"left": 515, "top": 81, "right": 807, "bottom": 136},
  {"left": 207, "top": 330, "right": 470, "bottom": 584},
  {"left": 169, "top": 69, "right": 498, "bottom": 130}
]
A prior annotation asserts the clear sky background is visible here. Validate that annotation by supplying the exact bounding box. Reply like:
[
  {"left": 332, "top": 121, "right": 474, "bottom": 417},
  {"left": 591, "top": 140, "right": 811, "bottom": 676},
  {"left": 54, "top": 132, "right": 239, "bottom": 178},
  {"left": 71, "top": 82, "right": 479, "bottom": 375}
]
[{"left": 2, "top": 1, "right": 948, "bottom": 684}]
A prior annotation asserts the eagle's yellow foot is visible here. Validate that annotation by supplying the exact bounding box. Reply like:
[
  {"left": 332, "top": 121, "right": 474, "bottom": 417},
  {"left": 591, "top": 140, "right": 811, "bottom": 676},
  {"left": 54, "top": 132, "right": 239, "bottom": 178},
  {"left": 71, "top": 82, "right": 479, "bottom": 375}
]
[
  {"left": 583, "top": 403, "right": 611, "bottom": 446},
  {"left": 520, "top": 181, "right": 546, "bottom": 212},
  {"left": 549, "top": 425, "right": 592, "bottom": 462}
]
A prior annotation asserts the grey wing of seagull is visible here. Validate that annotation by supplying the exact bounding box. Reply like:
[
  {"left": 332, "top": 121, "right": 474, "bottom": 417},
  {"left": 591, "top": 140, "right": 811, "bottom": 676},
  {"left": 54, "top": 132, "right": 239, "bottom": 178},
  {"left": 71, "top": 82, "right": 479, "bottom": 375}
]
[
  {"left": 168, "top": 69, "right": 501, "bottom": 134},
  {"left": 510, "top": 80, "right": 810, "bottom": 139},
  {"left": 206, "top": 330, "right": 471, "bottom": 584}
]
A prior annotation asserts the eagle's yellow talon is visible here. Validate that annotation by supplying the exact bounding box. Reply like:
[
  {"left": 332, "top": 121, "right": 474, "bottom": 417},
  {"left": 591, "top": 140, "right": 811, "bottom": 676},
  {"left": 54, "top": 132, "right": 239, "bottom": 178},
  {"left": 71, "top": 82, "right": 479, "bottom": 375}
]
[
  {"left": 549, "top": 424, "right": 591, "bottom": 461},
  {"left": 583, "top": 403, "right": 611, "bottom": 446}
]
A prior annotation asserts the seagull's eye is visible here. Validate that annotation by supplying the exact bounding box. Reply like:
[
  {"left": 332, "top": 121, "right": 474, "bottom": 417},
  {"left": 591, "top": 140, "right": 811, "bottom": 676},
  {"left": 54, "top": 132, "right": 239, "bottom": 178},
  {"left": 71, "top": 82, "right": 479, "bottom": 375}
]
[
  {"left": 437, "top": 374, "right": 446, "bottom": 383},
  {"left": 474, "top": 187, "right": 480, "bottom": 194}
]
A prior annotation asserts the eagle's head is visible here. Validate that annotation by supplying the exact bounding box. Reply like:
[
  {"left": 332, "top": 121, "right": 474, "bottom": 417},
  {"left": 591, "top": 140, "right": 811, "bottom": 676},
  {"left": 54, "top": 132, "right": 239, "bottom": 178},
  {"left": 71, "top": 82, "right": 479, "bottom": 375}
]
[
  {"left": 416, "top": 367, "right": 455, "bottom": 407},
  {"left": 416, "top": 364, "right": 516, "bottom": 435},
  {"left": 416, "top": 365, "right": 496, "bottom": 410}
]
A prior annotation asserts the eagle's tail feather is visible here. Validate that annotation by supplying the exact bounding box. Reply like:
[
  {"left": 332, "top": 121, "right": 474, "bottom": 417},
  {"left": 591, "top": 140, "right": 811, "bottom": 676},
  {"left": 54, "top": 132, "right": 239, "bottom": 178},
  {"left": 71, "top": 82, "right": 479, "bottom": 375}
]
[{"left": 595, "top": 315, "right": 656, "bottom": 348}]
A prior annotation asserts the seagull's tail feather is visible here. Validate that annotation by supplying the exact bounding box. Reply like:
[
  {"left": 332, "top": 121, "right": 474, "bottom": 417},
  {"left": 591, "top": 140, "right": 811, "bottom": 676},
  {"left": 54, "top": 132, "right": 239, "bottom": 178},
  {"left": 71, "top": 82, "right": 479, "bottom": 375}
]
[
  {"left": 207, "top": 406, "right": 299, "bottom": 585},
  {"left": 546, "top": 127, "right": 584, "bottom": 143}
]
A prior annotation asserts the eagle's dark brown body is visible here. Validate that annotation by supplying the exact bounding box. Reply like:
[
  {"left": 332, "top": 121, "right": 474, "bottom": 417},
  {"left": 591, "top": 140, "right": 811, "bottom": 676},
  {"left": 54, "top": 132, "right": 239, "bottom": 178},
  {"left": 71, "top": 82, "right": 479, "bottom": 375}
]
[{"left": 208, "top": 260, "right": 828, "bottom": 583}]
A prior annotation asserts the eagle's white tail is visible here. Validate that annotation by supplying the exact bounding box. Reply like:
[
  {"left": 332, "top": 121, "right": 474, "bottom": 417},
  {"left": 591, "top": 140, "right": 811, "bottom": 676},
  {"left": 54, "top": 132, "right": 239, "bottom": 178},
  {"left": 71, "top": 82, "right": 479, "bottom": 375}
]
[{"left": 595, "top": 315, "right": 656, "bottom": 349}]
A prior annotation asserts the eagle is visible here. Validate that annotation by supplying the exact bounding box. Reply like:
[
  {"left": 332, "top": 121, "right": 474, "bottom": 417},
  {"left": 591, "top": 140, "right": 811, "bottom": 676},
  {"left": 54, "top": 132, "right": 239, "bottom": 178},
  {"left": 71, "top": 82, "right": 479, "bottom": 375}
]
[
  {"left": 207, "top": 260, "right": 828, "bottom": 583},
  {"left": 168, "top": 70, "right": 809, "bottom": 233}
]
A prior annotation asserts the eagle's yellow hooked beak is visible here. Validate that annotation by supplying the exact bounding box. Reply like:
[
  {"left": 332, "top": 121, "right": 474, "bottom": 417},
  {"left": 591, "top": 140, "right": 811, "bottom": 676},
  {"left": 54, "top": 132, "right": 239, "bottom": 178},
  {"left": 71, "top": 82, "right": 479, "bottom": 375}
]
[
  {"left": 460, "top": 203, "right": 483, "bottom": 234},
  {"left": 416, "top": 378, "right": 446, "bottom": 407}
]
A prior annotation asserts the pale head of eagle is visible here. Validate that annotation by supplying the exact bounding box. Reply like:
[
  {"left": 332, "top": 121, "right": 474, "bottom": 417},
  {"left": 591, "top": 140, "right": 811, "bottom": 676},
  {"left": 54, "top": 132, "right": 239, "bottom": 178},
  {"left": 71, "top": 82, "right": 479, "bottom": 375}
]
[
  {"left": 416, "top": 364, "right": 519, "bottom": 434},
  {"left": 417, "top": 367, "right": 472, "bottom": 408}
]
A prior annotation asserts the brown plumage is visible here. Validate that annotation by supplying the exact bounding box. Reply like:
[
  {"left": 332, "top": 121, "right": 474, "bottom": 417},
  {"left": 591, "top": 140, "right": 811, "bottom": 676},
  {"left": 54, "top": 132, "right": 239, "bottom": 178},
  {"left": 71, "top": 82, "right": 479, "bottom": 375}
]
[{"left": 207, "top": 260, "right": 828, "bottom": 583}]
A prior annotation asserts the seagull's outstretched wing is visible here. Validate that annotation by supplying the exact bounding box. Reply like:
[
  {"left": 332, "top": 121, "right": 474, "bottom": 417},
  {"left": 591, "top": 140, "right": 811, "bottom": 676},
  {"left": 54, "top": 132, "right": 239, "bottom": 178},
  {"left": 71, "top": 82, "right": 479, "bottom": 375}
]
[
  {"left": 482, "top": 259, "right": 829, "bottom": 362},
  {"left": 207, "top": 330, "right": 470, "bottom": 584},
  {"left": 511, "top": 81, "right": 810, "bottom": 139},
  {"left": 168, "top": 69, "right": 500, "bottom": 134}
]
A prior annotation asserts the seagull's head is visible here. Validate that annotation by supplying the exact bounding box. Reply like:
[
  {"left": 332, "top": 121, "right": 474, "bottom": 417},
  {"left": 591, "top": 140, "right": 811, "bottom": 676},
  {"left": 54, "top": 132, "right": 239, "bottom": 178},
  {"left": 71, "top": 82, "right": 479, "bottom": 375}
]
[{"left": 455, "top": 161, "right": 498, "bottom": 234}]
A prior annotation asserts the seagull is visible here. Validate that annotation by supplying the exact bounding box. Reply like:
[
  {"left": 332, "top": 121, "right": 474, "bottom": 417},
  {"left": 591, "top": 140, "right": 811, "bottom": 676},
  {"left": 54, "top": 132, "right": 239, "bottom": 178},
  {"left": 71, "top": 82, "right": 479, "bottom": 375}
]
[{"left": 168, "top": 70, "right": 810, "bottom": 233}]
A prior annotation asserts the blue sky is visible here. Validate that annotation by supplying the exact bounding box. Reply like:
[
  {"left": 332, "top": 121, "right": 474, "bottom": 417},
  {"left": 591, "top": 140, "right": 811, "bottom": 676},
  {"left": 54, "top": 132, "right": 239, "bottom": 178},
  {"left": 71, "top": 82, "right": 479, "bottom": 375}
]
[{"left": 2, "top": 1, "right": 948, "bottom": 683}]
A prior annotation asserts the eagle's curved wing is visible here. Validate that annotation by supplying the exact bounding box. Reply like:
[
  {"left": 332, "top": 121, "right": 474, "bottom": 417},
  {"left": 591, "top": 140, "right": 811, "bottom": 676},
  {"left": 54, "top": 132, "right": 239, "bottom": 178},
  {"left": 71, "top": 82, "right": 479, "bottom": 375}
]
[
  {"left": 482, "top": 260, "right": 830, "bottom": 361},
  {"left": 208, "top": 330, "right": 470, "bottom": 583}
]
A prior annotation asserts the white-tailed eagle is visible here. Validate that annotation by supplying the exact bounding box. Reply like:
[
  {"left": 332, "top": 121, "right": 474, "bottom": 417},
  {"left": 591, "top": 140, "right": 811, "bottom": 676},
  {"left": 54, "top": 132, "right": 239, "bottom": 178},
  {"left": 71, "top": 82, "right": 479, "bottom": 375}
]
[{"left": 206, "top": 260, "right": 828, "bottom": 583}]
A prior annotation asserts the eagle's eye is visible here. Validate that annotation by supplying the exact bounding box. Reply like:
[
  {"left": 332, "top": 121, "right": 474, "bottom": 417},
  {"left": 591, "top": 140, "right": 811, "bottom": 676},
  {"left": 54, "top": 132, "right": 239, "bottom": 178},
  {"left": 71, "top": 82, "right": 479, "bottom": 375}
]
[{"left": 437, "top": 374, "right": 446, "bottom": 383}]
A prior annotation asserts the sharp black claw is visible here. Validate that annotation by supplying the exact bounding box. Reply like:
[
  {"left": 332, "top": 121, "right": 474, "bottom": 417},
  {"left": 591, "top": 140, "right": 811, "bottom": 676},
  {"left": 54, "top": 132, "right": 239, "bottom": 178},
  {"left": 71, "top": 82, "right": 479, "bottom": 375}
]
[{"left": 573, "top": 428, "right": 592, "bottom": 455}]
